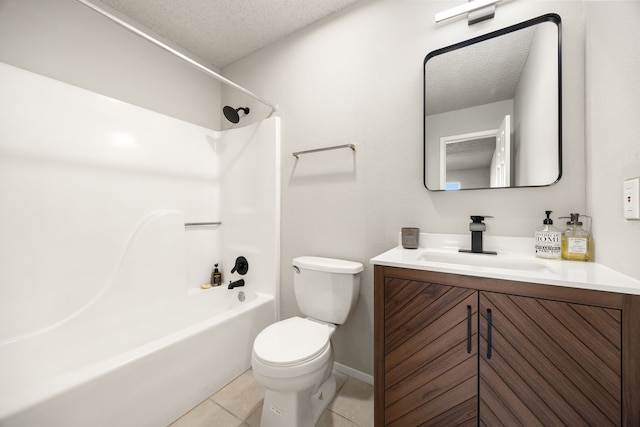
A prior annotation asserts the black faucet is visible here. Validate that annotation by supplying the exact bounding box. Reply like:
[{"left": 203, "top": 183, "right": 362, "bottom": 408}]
[
  {"left": 228, "top": 279, "right": 245, "bottom": 289},
  {"left": 459, "top": 215, "right": 497, "bottom": 255}
]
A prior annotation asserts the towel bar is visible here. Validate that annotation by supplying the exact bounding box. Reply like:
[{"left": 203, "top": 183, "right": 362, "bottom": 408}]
[{"left": 292, "top": 144, "right": 355, "bottom": 158}]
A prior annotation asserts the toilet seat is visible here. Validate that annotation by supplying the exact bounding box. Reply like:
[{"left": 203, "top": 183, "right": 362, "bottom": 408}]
[{"left": 253, "top": 317, "right": 331, "bottom": 367}]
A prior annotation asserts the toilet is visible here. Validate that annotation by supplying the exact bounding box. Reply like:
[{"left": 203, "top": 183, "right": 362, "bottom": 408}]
[{"left": 251, "top": 256, "right": 363, "bottom": 427}]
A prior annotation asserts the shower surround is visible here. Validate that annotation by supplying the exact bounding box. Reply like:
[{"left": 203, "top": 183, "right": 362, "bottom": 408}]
[{"left": 0, "top": 62, "right": 280, "bottom": 426}]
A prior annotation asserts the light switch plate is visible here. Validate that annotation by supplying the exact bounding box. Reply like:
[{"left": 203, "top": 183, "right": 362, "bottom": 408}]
[{"left": 623, "top": 177, "right": 640, "bottom": 220}]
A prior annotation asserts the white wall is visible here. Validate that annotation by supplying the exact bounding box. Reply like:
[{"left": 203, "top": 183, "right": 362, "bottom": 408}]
[
  {"left": 0, "top": 0, "right": 284, "bottom": 296},
  {"left": 585, "top": 2, "right": 640, "bottom": 280},
  {"left": 219, "top": 118, "right": 281, "bottom": 300},
  {"left": 0, "top": 59, "right": 276, "bottom": 344},
  {"left": 0, "top": 0, "right": 222, "bottom": 129},
  {"left": 223, "top": 0, "right": 588, "bottom": 375},
  {"left": 0, "top": 60, "right": 221, "bottom": 363}
]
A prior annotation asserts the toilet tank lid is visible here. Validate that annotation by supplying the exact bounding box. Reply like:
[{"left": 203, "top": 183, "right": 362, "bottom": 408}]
[{"left": 293, "top": 256, "right": 363, "bottom": 274}]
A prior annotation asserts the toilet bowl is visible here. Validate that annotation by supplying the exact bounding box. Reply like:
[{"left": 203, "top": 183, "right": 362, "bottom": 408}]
[
  {"left": 251, "top": 257, "right": 362, "bottom": 427},
  {"left": 252, "top": 317, "right": 336, "bottom": 427}
]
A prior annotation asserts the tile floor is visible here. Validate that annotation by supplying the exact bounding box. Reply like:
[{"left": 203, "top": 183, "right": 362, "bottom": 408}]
[{"left": 169, "top": 369, "right": 374, "bottom": 427}]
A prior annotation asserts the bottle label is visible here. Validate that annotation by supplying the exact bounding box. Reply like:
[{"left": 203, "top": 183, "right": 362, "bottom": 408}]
[
  {"left": 535, "top": 231, "right": 561, "bottom": 258},
  {"left": 568, "top": 237, "right": 588, "bottom": 254}
]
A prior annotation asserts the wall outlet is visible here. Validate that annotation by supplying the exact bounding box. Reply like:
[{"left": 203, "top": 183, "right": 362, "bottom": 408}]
[{"left": 623, "top": 177, "right": 640, "bottom": 220}]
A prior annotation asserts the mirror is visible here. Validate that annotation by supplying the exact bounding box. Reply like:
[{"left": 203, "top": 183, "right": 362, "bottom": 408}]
[{"left": 424, "top": 14, "right": 561, "bottom": 191}]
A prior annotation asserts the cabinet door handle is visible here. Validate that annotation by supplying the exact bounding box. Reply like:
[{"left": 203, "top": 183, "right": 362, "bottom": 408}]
[
  {"left": 486, "top": 308, "right": 493, "bottom": 360},
  {"left": 466, "top": 305, "right": 472, "bottom": 354}
]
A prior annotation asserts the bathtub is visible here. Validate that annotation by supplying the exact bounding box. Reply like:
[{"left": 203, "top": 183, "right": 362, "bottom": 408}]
[
  {"left": 0, "top": 289, "right": 275, "bottom": 427},
  {"left": 0, "top": 63, "right": 280, "bottom": 427}
]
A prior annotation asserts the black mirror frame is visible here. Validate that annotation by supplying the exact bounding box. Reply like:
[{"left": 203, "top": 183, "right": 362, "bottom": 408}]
[{"left": 423, "top": 13, "right": 562, "bottom": 191}]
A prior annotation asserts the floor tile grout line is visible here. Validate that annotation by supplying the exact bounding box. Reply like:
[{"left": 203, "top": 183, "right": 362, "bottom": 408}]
[
  {"left": 173, "top": 369, "right": 373, "bottom": 426},
  {"left": 326, "top": 407, "right": 365, "bottom": 426},
  {"left": 210, "top": 400, "right": 245, "bottom": 425}
]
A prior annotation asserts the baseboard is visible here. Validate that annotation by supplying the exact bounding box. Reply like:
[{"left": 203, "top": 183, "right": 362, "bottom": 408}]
[{"left": 333, "top": 362, "right": 373, "bottom": 385}]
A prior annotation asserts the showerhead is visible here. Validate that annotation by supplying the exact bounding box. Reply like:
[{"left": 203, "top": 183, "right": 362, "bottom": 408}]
[{"left": 223, "top": 106, "right": 250, "bottom": 124}]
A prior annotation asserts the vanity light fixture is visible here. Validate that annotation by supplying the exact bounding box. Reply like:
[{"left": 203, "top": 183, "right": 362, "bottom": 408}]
[{"left": 435, "top": 0, "right": 502, "bottom": 25}]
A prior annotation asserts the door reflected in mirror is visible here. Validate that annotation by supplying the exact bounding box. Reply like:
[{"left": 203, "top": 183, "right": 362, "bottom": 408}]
[{"left": 424, "top": 14, "right": 562, "bottom": 191}]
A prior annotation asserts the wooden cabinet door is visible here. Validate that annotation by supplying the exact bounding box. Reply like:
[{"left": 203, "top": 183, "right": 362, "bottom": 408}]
[
  {"left": 479, "top": 292, "right": 622, "bottom": 426},
  {"left": 382, "top": 278, "right": 478, "bottom": 426}
]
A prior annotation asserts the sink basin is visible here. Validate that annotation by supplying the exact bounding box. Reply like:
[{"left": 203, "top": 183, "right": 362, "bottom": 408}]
[{"left": 417, "top": 250, "right": 556, "bottom": 274}]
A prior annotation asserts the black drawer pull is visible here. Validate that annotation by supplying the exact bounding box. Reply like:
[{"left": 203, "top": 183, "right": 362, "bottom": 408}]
[
  {"left": 467, "top": 305, "right": 472, "bottom": 354},
  {"left": 487, "top": 308, "right": 493, "bottom": 360}
]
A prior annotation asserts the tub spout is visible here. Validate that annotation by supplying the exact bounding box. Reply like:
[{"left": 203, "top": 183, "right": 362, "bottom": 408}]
[{"left": 228, "top": 279, "right": 245, "bottom": 289}]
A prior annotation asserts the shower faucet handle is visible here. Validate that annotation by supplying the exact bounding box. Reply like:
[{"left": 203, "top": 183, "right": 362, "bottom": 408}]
[{"left": 230, "top": 256, "right": 249, "bottom": 275}]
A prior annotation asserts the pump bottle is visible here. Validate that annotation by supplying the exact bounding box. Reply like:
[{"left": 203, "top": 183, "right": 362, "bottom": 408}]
[
  {"left": 560, "top": 213, "right": 592, "bottom": 261},
  {"left": 535, "top": 211, "right": 561, "bottom": 259},
  {"left": 211, "top": 263, "right": 223, "bottom": 286}
]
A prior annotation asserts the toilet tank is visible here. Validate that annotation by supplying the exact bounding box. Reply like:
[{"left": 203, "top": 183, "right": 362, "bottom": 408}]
[{"left": 292, "top": 256, "right": 363, "bottom": 325}]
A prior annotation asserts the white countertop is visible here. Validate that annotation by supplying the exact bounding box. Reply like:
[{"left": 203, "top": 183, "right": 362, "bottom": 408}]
[{"left": 370, "top": 233, "right": 640, "bottom": 296}]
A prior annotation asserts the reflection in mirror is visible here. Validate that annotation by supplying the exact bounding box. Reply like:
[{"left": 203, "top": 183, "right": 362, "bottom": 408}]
[{"left": 424, "top": 14, "right": 561, "bottom": 191}]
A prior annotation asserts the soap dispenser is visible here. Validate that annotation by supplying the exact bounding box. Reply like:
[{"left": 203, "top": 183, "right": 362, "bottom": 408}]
[
  {"left": 211, "top": 264, "right": 223, "bottom": 286},
  {"left": 560, "top": 213, "right": 592, "bottom": 261},
  {"left": 535, "top": 211, "right": 561, "bottom": 259}
]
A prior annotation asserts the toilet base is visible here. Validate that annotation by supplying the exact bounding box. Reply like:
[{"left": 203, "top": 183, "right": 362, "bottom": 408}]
[{"left": 259, "top": 374, "right": 337, "bottom": 427}]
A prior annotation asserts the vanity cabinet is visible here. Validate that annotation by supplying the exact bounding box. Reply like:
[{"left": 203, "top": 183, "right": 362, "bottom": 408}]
[{"left": 374, "top": 265, "right": 640, "bottom": 426}]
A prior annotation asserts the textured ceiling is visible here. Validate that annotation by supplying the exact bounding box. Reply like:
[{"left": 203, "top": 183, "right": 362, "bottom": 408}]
[{"left": 95, "top": 0, "right": 361, "bottom": 68}]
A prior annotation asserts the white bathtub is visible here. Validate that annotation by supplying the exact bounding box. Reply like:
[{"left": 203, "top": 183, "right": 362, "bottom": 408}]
[
  {"left": 0, "top": 63, "right": 280, "bottom": 427},
  {"left": 0, "top": 288, "right": 274, "bottom": 427}
]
